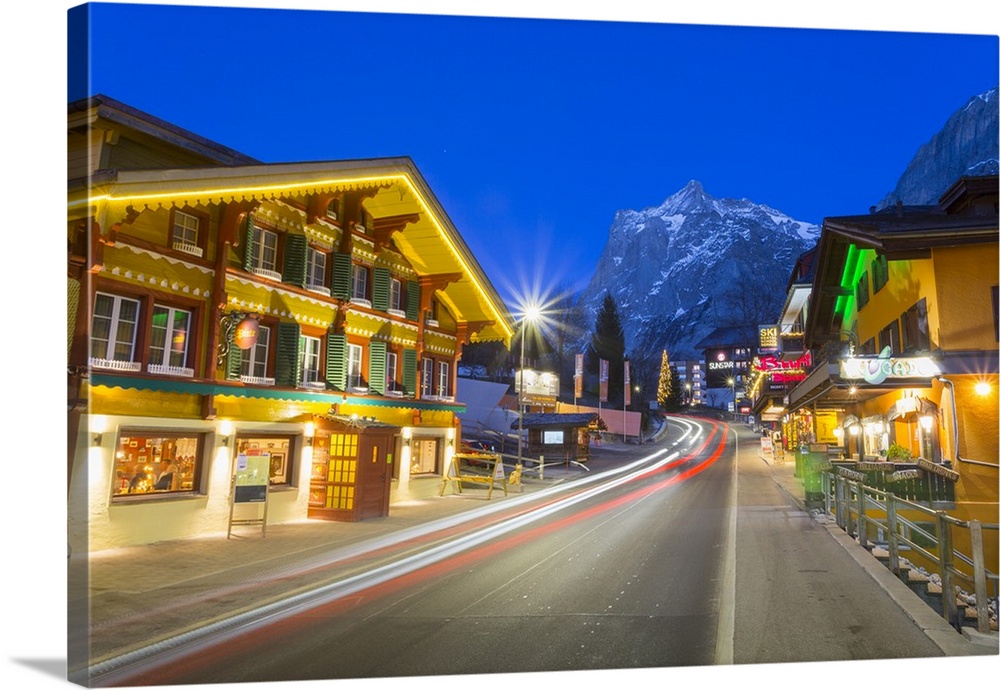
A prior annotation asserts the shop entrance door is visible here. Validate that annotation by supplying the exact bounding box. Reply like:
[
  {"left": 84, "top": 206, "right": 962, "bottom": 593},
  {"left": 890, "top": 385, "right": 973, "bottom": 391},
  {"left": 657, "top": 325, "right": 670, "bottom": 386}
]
[{"left": 357, "top": 429, "right": 394, "bottom": 520}]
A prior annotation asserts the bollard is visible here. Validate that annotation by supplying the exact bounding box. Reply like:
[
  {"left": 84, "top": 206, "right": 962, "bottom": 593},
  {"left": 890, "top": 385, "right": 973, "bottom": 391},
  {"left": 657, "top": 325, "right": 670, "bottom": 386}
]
[{"left": 539, "top": 455, "right": 544, "bottom": 481}]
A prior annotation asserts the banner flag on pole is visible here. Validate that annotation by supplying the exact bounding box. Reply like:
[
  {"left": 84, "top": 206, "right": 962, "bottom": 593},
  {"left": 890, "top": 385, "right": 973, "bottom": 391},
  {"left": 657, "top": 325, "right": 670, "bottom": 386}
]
[
  {"left": 624, "top": 360, "right": 631, "bottom": 407},
  {"left": 574, "top": 353, "right": 583, "bottom": 399},
  {"left": 599, "top": 358, "right": 609, "bottom": 402}
]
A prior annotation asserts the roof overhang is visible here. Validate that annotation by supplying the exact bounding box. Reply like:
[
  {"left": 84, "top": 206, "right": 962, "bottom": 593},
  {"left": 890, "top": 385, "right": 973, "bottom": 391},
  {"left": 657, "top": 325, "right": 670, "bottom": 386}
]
[{"left": 68, "top": 158, "right": 515, "bottom": 344}]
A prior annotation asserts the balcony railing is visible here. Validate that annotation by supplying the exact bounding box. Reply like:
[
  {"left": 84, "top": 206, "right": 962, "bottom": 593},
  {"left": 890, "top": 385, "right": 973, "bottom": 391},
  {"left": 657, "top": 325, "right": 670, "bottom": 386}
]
[
  {"left": 239, "top": 375, "right": 275, "bottom": 386},
  {"left": 147, "top": 363, "right": 194, "bottom": 377},
  {"left": 307, "top": 283, "right": 331, "bottom": 297},
  {"left": 90, "top": 357, "right": 141, "bottom": 373},
  {"left": 250, "top": 267, "right": 283, "bottom": 282},
  {"left": 172, "top": 240, "right": 204, "bottom": 258}
]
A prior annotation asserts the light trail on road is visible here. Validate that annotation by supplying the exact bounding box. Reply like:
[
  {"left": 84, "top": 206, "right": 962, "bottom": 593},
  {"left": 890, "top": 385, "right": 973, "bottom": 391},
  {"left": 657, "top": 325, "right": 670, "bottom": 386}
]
[{"left": 87, "top": 417, "right": 730, "bottom": 687}]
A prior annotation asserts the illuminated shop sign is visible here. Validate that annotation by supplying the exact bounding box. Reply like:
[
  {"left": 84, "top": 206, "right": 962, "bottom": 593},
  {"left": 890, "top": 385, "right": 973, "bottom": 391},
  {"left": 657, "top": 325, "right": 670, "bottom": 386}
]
[
  {"left": 234, "top": 317, "right": 260, "bottom": 350},
  {"left": 839, "top": 347, "right": 941, "bottom": 385},
  {"left": 758, "top": 324, "right": 779, "bottom": 352},
  {"left": 705, "top": 348, "right": 735, "bottom": 388},
  {"left": 515, "top": 369, "right": 560, "bottom": 397}
]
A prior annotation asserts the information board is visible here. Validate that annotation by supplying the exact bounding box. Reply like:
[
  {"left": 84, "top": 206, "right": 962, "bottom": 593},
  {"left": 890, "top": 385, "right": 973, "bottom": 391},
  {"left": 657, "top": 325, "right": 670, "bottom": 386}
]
[{"left": 234, "top": 453, "right": 270, "bottom": 503}]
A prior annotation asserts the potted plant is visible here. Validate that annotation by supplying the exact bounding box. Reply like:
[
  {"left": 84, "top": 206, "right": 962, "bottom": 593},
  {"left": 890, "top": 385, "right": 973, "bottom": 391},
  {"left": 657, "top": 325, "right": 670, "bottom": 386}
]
[{"left": 886, "top": 443, "right": 913, "bottom": 461}]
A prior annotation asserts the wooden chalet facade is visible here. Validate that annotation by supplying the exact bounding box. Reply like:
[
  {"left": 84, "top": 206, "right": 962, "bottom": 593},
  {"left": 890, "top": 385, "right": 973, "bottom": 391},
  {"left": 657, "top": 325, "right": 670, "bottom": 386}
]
[{"left": 68, "top": 96, "right": 513, "bottom": 549}]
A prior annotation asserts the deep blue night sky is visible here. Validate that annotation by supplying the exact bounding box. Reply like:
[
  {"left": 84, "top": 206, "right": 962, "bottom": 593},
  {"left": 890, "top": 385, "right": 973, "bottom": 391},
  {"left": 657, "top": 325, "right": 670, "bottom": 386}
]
[{"left": 70, "top": 2, "right": 999, "bottom": 307}]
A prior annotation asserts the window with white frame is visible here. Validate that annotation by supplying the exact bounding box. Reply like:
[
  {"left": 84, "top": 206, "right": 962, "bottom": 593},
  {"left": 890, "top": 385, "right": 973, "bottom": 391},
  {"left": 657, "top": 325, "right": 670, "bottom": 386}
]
[
  {"left": 421, "top": 358, "right": 434, "bottom": 397},
  {"left": 91, "top": 292, "right": 141, "bottom": 365},
  {"left": 240, "top": 325, "right": 271, "bottom": 380},
  {"left": 347, "top": 343, "right": 364, "bottom": 389},
  {"left": 171, "top": 210, "right": 201, "bottom": 254},
  {"left": 437, "top": 360, "right": 450, "bottom": 397},
  {"left": 389, "top": 278, "right": 402, "bottom": 311},
  {"left": 148, "top": 305, "right": 192, "bottom": 370},
  {"left": 352, "top": 264, "right": 369, "bottom": 301},
  {"left": 251, "top": 226, "right": 279, "bottom": 273},
  {"left": 386, "top": 351, "right": 398, "bottom": 392},
  {"left": 299, "top": 335, "right": 322, "bottom": 385},
  {"left": 306, "top": 247, "right": 327, "bottom": 290}
]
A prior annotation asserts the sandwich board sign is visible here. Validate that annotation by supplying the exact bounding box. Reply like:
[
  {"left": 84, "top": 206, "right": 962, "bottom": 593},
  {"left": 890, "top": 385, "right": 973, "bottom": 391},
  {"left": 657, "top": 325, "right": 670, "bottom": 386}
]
[{"left": 228, "top": 452, "right": 271, "bottom": 538}]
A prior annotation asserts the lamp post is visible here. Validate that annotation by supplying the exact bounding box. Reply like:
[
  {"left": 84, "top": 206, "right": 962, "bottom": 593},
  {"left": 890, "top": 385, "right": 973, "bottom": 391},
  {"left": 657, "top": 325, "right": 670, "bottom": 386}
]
[
  {"left": 517, "top": 306, "right": 540, "bottom": 466},
  {"left": 727, "top": 376, "right": 736, "bottom": 419},
  {"left": 685, "top": 382, "right": 691, "bottom": 406}
]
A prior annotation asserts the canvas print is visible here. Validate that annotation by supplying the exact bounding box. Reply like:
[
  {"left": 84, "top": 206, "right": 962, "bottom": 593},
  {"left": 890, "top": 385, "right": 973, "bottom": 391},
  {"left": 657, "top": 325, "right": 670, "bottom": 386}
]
[{"left": 60, "top": 2, "right": 998, "bottom": 688}]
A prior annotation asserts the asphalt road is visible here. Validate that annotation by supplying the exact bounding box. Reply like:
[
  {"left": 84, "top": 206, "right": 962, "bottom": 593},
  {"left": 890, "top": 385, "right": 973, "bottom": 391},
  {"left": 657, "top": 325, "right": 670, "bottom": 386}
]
[{"left": 93, "top": 417, "right": 945, "bottom": 687}]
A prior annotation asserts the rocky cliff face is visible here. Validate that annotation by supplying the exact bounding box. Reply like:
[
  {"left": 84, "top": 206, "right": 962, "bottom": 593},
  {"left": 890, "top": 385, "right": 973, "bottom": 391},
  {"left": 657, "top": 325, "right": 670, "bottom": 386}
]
[
  {"left": 577, "top": 180, "right": 820, "bottom": 359},
  {"left": 576, "top": 85, "right": 998, "bottom": 362},
  {"left": 876, "top": 86, "right": 999, "bottom": 209}
]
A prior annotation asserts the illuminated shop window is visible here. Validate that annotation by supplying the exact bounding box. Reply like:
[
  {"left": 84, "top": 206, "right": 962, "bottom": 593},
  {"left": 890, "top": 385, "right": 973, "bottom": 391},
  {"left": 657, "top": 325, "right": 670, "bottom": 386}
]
[
  {"left": 410, "top": 438, "right": 439, "bottom": 475},
  {"left": 112, "top": 432, "right": 202, "bottom": 498},
  {"left": 235, "top": 435, "right": 294, "bottom": 485}
]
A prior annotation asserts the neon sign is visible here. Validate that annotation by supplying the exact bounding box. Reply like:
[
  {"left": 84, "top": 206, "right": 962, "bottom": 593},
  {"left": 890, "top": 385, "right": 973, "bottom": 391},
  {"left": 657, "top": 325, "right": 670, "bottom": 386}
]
[{"left": 839, "top": 347, "right": 940, "bottom": 385}]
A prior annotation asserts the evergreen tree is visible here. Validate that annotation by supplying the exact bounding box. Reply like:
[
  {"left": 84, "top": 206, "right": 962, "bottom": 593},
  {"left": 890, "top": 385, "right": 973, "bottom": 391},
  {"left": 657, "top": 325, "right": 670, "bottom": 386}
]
[
  {"left": 586, "top": 291, "right": 626, "bottom": 404},
  {"left": 656, "top": 349, "right": 672, "bottom": 408},
  {"left": 666, "top": 364, "right": 685, "bottom": 411}
]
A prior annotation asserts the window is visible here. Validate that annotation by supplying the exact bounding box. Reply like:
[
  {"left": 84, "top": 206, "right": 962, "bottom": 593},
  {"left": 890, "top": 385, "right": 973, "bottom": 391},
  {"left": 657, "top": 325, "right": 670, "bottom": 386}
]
[
  {"left": 410, "top": 438, "right": 439, "bottom": 475},
  {"left": 389, "top": 278, "right": 402, "bottom": 312},
  {"left": 306, "top": 247, "right": 327, "bottom": 291},
  {"left": 900, "top": 298, "right": 930, "bottom": 353},
  {"left": 347, "top": 343, "right": 363, "bottom": 389},
  {"left": 386, "top": 351, "right": 398, "bottom": 392},
  {"left": 352, "top": 265, "right": 369, "bottom": 302},
  {"left": 299, "top": 335, "right": 322, "bottom": 385},
  {"left": 871, "top": 254, "right": 889, "bottom": 294},
  {"left": 543, "top": 430, "right": 565, "bottom": 444},
  {"left": 437, "top": 360, "right": 450, "bottom": 397},
  {"left": 112, "top": 432, "right": 202, "bottom": 498},
  {"left": 148, "top": 305, "right": 192, "bottom": 373},
  {"left": 240, "top": 325, "right": 271, "bottom": 380},
  {"left": 251, "top": 225, "right": 279, "bottom": 274},
  {"left": 91, "top": 292, "right": 141, "bottom": 367},
  {"left": 856, "top": 272, "right": 870, "bottom": 310},
  {"left": 860, "top": 337, "right": 876, "bottom": 355},
  {"left": 878, "top": 320, "right": 901, "bottom": 355},
  {"left": 421, "top": 358, "right": 434, "bottom": 397},
  {"left": 171, "top": 209, "right": 203, "bottom": 257},
  {"left": 236, "top": 435, "right": 293, "bottom": 486}
]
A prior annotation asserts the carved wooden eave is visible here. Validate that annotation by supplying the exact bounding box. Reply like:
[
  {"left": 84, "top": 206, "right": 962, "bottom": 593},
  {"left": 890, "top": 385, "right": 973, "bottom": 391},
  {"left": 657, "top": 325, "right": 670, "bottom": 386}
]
[
  {"left": 220, "top": 199, "right": 260, "bottom": 249},
  {"left": 373, "top": 213, "right": 421, "bottom": 253}
]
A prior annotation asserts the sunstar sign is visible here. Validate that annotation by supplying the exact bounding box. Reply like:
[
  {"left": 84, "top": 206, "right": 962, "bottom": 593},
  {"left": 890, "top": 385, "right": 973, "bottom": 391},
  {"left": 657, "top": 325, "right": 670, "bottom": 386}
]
[{"left": 839, "top": 347, "right": 941, "bottom": 385}]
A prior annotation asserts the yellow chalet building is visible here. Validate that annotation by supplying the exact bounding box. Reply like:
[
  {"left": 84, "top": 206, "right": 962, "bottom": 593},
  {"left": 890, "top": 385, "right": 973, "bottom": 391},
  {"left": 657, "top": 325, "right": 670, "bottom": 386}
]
[
  {"left": 68, "top": 95, "right": 513, "bottom": 551},
  {"left": 787, "top": 174, "right": 999, "bottom": 569}
]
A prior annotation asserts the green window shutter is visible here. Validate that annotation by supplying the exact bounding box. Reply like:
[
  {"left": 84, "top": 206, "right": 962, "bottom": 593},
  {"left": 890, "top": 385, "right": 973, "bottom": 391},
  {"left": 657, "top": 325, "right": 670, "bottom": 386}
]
[
  {"left": 405, "top": 280, "right": 420, "bottom": 321},
  {"left": 372, "top": 267, "right": 390, "bottom": 311},
  {"left": 326, "top": 331, "right": 347, "bottom": 391},
  {"left": 274, "top": 322, "right": 301, "bottom": 386},
  {"left": 368, "top": 341, "right": 387, "bottom": 395},
  {"left": 332, "top": 253, "right": 352, "bottom": 300},
  {"left": 243, "top": 216, "right": 257, "bottom": 272},
  {"left": 402, "top": 348, "right": 418, "bottom": 396},
  {"left": 225, "top": 339, "right": 243, "bottom": 381},
  {"left": 283, "top": 234, "right": 307, "bottom": 288}
]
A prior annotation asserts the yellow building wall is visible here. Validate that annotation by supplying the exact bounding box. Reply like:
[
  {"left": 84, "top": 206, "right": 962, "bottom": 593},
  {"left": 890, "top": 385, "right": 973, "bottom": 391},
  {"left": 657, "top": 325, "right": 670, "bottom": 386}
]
[
  {"left": 933, "top": 244, "right": 1000, "bottom": 351},
  {"left": 853, "top": 251, "right": 940, "bottom": 350}
]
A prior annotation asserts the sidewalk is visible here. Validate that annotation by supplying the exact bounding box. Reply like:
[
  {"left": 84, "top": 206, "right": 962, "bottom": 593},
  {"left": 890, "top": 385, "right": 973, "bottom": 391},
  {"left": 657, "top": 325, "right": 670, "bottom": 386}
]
[
  {"left": 741, "top": 425, "right": 998, "bottom": 655},
  {"left": 71, "top": 452, "right": 596, "bottom": 671}
]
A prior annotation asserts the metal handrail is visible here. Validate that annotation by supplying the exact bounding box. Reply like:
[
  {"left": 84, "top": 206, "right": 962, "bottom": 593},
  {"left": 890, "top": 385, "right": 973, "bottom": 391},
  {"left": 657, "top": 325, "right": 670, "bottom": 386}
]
[{"left": 822, "top": 470, "right": 998, "bottom": 634}]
